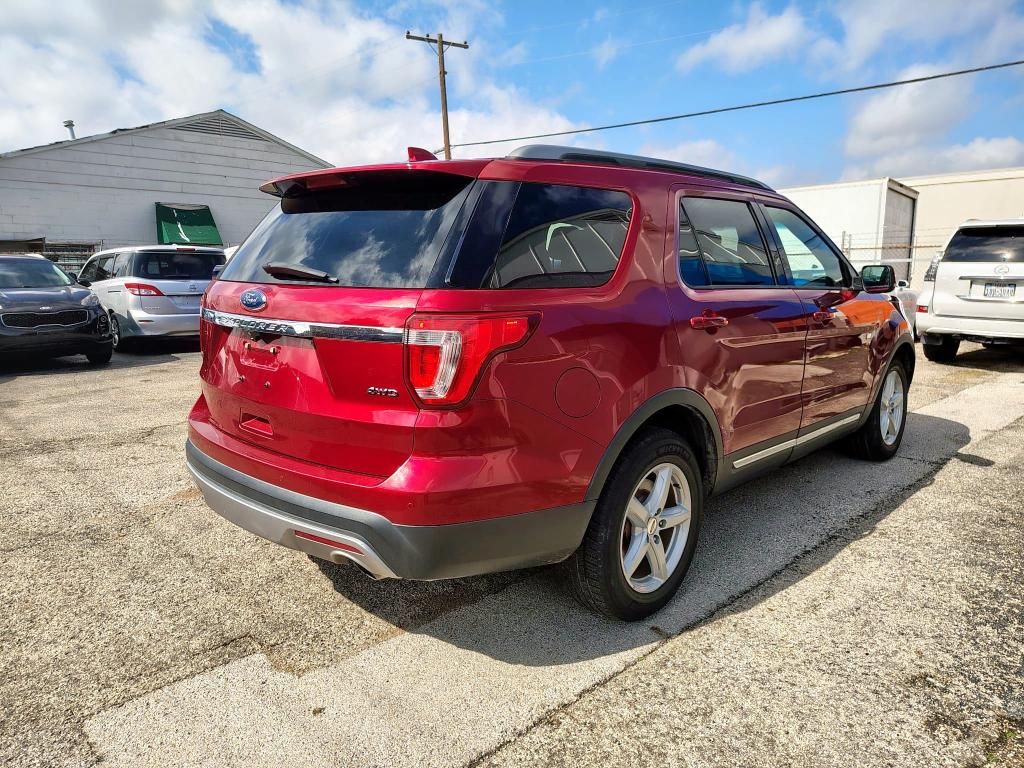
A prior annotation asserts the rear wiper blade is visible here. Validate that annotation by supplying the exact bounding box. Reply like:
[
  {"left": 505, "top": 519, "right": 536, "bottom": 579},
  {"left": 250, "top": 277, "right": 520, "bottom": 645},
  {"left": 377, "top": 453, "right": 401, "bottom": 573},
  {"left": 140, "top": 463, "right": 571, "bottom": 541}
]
[{"left": 262, "top": 262, "right": 338, "bottom": 283}]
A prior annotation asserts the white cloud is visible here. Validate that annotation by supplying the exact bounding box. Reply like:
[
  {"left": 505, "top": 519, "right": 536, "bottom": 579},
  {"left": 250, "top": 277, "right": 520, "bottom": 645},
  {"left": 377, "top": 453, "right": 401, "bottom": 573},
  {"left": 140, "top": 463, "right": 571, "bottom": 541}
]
[
  {"left": 675, "top": 4, "right": 812, "bottom": 74},
  {"left": 639, "top": 139, "right": 739, "bottom": 170},
  {"left": 639, "top": 139, "right": 796, "bottom": 187},
  {"left": 0, "top": 0, "right": 575, "bottom": 166},
  {"left": 843, "top": 64, "right": 969, "bottom": 158},
  {"left": 841, "top": 62, "right": 1024, "bottom": 178},
  {"left": 592, "top": 38, "right": 620, "bottom": 70},
  {"left": 843, "top": 137, "right": 1024, "bottom": 180},
  {"left": 826, "top": 0, "right": 1020, "bottom": 71}
]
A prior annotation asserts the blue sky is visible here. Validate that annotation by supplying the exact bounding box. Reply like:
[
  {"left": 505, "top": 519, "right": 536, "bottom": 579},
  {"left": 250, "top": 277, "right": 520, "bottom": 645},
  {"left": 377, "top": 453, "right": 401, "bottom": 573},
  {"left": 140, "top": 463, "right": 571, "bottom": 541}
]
[{"left": 3, "top": 0, "right": 1023, "bottom": 185}]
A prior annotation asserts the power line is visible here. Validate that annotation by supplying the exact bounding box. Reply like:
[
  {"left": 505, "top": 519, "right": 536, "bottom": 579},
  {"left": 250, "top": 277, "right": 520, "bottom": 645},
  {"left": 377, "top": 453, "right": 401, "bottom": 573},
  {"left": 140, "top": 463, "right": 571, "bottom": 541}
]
[{"left": 448, "top": 58, "right": 1024, "bottom": 150}]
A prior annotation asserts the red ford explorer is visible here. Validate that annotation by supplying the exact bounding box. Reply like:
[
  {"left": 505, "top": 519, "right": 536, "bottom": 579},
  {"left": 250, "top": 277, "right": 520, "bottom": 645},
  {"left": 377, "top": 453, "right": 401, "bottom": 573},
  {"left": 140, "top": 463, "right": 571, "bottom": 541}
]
[{"left": 187, "top": 145, "right": 914, "bottom": 620}]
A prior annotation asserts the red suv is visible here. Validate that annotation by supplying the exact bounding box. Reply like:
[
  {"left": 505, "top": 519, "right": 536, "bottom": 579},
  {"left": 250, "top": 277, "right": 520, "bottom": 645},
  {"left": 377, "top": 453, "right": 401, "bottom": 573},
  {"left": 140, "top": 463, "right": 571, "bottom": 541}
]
[{"left": 187, "top": 145, "right": 914, "bottom": 620}]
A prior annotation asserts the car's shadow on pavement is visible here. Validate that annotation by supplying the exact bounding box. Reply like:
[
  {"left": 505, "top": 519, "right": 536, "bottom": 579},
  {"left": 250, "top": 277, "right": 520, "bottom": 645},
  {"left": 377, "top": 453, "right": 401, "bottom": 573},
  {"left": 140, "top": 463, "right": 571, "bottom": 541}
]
[
  {"left": 936, "top": 344, "right": 1023, "bottom": 371},
  {"left": 0, "top": 338, "right": 200, "bottom": 381},
  {"left": 315, "top": 411, "right": 971, "bottom": 666}
]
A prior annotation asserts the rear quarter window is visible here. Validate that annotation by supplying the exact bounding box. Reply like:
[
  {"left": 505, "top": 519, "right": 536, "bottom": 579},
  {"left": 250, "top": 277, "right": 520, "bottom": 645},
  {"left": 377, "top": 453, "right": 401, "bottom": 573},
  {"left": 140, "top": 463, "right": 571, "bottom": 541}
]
[
  {"left": 490, "top": 183, "right": 631, "bottom": 288},
  {"left": 944, "top": 226, "right": 1024, "bottom": 262}
]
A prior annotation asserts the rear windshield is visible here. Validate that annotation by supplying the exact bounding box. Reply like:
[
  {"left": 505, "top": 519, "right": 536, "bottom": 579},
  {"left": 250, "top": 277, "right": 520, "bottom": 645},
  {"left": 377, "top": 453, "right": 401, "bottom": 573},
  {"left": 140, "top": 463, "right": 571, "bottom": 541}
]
[
  {"left": 135, "top": 251, "right": 225, "bottom": 279},
  {"left": 220, "top": 171, "right": 473, "bottom": 288},
  {"left": 0, "top": 259, "right": 73, "bottom": 289},
  {"left": 945, "top": 226, "right": 1024, "bottom": 262}
]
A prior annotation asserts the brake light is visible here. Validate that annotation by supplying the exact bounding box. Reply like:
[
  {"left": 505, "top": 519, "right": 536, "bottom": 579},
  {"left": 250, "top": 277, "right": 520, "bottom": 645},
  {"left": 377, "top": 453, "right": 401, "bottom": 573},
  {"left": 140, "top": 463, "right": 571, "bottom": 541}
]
[
  {"left": 917, "top": 305, "right": 928, "bottom": 313},
  {"left": 404, "top": 314, "right": 537, "bottom": 406},
  {"left": 124, "top": 283, "right": 164, "bottom": 296}
]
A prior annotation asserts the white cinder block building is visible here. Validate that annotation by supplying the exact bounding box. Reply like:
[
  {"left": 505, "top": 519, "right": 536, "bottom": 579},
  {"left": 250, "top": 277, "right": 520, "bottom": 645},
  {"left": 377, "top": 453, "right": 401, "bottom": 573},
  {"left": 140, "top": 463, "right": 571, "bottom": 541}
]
[
  {"left": 0, "top": 110, "right": 330, "bottom": 266},
  {"left": 781, "top": 166, "right": 1024, "bottom": 288}
]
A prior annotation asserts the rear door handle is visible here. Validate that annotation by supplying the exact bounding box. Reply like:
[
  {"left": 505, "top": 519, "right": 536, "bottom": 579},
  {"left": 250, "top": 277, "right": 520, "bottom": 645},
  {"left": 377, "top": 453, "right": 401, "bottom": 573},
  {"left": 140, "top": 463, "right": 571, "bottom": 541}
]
[{"left": 690, "top": 310, "right": 729, "bottom": 330}]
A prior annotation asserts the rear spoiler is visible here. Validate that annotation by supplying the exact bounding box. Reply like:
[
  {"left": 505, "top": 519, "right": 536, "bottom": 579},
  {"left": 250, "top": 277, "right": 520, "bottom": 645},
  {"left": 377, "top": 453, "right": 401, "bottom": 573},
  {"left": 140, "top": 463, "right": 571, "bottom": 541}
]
[{"left": 260, "top": 151, "right": 488, "bottom": 198}]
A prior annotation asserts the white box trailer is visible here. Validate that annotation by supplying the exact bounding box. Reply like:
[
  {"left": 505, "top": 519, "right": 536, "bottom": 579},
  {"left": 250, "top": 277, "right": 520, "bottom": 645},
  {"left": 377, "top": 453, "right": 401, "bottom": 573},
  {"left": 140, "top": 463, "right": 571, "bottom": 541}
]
[{"left": 779, "top": 177, "right": 918, "bottom": 283}]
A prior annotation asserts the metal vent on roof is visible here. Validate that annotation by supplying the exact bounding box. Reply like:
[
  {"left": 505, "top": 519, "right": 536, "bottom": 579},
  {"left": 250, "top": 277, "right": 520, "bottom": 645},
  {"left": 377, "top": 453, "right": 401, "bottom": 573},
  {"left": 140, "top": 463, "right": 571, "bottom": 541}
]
[{"left": 172, "top": 115, "right": 266, "bottom": 141}]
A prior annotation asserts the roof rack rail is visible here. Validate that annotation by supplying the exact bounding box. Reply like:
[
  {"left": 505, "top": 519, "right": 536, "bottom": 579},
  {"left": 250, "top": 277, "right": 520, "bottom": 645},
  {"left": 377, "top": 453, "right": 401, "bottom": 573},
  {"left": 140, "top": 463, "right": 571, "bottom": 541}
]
[{"left": 505, "top": 144, "right": 773, "bottom": 191}]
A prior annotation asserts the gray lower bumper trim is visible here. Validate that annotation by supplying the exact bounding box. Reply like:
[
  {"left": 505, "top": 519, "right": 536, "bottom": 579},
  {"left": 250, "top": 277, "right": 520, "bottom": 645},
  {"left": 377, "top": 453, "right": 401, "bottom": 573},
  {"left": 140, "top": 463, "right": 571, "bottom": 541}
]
[{"left": 186, "top": 440, "right": 594, "bottom": 581}]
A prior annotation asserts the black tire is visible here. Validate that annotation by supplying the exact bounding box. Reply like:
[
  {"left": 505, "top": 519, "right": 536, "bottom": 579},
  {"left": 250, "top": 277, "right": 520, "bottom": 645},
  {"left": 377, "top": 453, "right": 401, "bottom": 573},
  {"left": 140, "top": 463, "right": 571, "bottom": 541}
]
[
  {"left": 110, "top": 313, "right": 133, "bottom": 352},
  {"left": 568, "top": 427, "right": 703, "bottom": 621},
  {"left": 85, "top": 345, "right": 113, "bottom": 366},
  {"left": 845, "top": 360, "right": 909, "bottom": 461},
  {"left": 922, "top": 335, "right": 959, "bottom": 363}
]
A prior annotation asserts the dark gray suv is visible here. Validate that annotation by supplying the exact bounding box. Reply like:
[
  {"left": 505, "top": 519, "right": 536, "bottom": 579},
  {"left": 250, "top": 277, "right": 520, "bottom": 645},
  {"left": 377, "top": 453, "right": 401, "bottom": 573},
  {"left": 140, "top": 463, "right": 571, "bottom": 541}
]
[{"left": 0, "top": 255, "right": 113, "bottom": 364}]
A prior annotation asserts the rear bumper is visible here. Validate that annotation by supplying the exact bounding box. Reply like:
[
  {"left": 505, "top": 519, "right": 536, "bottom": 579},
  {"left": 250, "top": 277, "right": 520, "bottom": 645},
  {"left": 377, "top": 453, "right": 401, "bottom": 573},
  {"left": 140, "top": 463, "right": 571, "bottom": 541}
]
[
  {"left": 917, "top": 312, "right": 1024, "bottom": 341},
  {"left": 125, "top": 308, "right": 200, "bottom": 337},
  {"left": 186, "top": 439, "right": 593, "bottom": 580}
]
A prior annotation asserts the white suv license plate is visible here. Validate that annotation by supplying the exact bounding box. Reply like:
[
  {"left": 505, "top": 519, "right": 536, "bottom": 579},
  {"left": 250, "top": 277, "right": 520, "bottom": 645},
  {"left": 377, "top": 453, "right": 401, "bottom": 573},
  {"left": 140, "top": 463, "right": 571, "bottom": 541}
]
[{"left": 983, "top": 282, "right": 1016, "bottom": 299}]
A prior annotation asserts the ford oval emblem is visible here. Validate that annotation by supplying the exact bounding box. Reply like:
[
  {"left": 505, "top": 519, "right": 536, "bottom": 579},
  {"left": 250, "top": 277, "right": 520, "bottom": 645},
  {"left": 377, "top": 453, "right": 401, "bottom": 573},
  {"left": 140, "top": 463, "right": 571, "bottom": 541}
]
[
  {"left": 995, "top": 264, "right": 1010, "bottom": 274},
  {"left": 240, "top": 288, "right": 267, "bottom": 312}
]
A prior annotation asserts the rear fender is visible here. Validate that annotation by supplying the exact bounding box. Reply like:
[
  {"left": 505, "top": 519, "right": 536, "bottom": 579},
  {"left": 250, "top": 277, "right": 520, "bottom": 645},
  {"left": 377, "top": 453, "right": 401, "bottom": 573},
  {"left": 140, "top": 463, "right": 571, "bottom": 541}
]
[{"left": 585, "top": 388, "right": 723, "bottom": 503}]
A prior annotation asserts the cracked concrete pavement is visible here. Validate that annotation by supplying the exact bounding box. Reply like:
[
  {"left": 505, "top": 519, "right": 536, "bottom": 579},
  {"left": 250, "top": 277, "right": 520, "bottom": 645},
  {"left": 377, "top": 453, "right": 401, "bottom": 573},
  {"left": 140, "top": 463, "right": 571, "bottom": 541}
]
[{"left": 1, "top": 341, "right": 1022, "bottom": 767}]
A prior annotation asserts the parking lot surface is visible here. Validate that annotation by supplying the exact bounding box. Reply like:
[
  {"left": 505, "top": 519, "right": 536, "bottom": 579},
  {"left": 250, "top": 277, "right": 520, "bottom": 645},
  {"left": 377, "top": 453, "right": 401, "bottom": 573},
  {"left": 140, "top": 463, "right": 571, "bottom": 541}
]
[{"left": 2, "top": 342, "right": 1022, "bottom": 767}]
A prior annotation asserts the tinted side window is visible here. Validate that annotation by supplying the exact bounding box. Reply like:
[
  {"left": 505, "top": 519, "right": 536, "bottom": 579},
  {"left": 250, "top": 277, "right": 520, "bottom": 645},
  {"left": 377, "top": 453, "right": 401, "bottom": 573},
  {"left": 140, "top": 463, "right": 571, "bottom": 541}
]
[
  {"left": 765, "top": 207, "right": 846, "bottom": 287},
  {"left": 487, "top": 183, "right": 632, "bottom": 289},
  {"left": 677, "top": 200, "right": 708, "bottom": 286},
  {"left": 112, "top": 253, "right": 131, "bottom": 277},
  {"left": 682, "top": 197, "right": 773, "bottom": 286},
  {"left": 79, "top": 258, "right": 98, "bottom": 282},
  {"left": 95, "top": 256, "right": 115, "bottom": 281}
]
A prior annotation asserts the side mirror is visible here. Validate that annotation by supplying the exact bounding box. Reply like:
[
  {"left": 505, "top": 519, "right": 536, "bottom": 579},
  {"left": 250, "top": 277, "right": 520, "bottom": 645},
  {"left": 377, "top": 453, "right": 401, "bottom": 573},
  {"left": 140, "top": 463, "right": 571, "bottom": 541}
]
[
  {"left": 211, "top": 265, "right": 225, "bottom": 280},
  {"left": 862, "top": 264, "right": 896, "bottom": 293},
  {"left": 896, "top": 279, "right": 909, "bottom": 289},
  {"left": 78, "top": 278, "right": 92, "bottom": 287}
]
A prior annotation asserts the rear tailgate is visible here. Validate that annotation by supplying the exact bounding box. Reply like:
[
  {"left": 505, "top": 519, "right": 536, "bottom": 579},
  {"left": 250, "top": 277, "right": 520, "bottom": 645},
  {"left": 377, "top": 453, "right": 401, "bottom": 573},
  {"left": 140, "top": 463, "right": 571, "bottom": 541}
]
[
  {"left": 198, "top": 167, "right": 478, "bottom": 479},
  {"left": 139, "top": 279, "right": 207, "bottom": 313},
  {"left": 932, "top": 225, "right": 1024, "bottom": 321},
  {"left": 201, "top": 283, "right": 418, "bottom": 478}
]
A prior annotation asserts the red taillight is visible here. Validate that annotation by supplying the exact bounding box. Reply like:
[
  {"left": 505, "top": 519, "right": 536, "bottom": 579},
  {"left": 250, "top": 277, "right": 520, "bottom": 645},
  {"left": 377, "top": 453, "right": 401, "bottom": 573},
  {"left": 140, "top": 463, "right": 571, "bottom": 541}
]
[
  {"left": 917, "top": 305, "right": 928, "bottom": 313},
  {"left": 124, "top": 282, "right": 164, "bottom": 296},
  {"left": 404, "top": 314, "right": 537, "bottom": 406}
]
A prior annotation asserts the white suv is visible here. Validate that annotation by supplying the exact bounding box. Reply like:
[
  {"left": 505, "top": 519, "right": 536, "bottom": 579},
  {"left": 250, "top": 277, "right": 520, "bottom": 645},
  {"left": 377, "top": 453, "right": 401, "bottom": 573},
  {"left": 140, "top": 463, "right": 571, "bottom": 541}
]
[
  {"left": 78, "top": 245, "right": 225, "bottom": 350},
  {"left": 916, "top": 219, "right": 1024, "bottom": 362}
]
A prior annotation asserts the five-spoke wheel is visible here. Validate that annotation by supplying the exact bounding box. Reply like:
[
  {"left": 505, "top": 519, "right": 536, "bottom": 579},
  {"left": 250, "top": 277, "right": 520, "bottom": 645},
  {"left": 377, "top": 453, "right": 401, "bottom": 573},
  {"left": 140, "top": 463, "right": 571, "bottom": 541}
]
[
  {"left": 879, "top": 369, "right": 904, "bottom": 446},
  {"left": 620, "top": 463, "right": 692, "bottom": 593},
  {"left": 569, "top": 428, "right": 704, "bottom": 621}
]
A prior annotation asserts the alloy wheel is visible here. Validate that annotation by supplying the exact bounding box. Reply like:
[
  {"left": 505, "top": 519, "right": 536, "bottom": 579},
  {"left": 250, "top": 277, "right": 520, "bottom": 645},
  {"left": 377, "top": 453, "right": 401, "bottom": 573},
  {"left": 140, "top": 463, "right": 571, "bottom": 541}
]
[
  {"left": 619, "top": 462, "right": 692, "bottom": 594},
  {"left": 879, "top": 369, "right": 904, "bottom": 446}
]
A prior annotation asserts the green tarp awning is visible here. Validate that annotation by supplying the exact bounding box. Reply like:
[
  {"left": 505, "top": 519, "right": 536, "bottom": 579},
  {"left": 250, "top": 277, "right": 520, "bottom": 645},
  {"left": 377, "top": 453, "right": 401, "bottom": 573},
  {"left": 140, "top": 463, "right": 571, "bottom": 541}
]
[{"left": 155, "top": 203, "right": 223, "bottom": 245}]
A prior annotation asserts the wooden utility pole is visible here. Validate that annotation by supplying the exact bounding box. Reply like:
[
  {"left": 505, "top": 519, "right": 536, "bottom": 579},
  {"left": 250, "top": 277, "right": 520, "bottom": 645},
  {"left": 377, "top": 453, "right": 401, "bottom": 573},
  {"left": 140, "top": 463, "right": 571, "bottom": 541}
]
[{"left": 405, "top": 31, "right": 469, "bottom": 159}]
